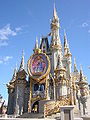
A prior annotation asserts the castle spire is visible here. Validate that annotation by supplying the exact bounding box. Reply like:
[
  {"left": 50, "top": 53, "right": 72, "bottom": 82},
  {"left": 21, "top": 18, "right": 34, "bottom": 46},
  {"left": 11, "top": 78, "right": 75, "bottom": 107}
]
[
  {"left": 57, "top": 55, "right": 63, "bottom": 68},
  {"left": 52, "top": 0, "right": 59, "bottom": 23},
  {"left": 80, "top": 64, "right": 82, "bottom": 74},
  {"left": 35, "top": 37, "right": 38, "bottom": 49},
  {"left": 64, "top": 30, "right": 72, "bottom": 57},
  {"left": 53, "top": 0, "right": 57, "bottom": 19},
  {"left": 64, "top": 30, "right": 68, "bottom": 48},
  {"left": 10, "top": 64, "right": 17, "bottom": 83},
  {"left": 39, "top": 37, "right": 42, "bottom": 48},
  {"left": 33, "top": 37, "right": 41, "bottom": 53},
  {"left": 64, "top": 30, "right": 69, "bottom": 55},
  {"left": 50, "top": 0, "right": 62, "bottom": 50},
  {"left": 80, "top": 64, "right": 84, "bottom": 80},
  {"left": 74, "top": 58, "right": 77, "bottom": 72},
  {"left": 19, "top": 50, "right": 25, "bottom": 71}
]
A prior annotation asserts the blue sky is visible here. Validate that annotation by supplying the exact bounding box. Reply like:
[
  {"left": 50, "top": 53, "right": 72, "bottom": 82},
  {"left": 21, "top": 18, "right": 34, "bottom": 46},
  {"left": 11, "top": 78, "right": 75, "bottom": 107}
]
[{"left": 0, "top": 0, "right": 90, "bottom": 103}]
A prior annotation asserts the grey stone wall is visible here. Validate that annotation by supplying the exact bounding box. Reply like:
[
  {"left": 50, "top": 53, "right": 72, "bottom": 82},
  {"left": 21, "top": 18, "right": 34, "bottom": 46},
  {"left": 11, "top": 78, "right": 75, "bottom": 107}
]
[
  {"left": 14, "top": 82, "right": 26, "bottom": 115},
  {"left": 24, "top": 86, "right": 30, "bottom": 113},
  {"left": 7, "top": 89, "right": 15, "bottom": 115}
]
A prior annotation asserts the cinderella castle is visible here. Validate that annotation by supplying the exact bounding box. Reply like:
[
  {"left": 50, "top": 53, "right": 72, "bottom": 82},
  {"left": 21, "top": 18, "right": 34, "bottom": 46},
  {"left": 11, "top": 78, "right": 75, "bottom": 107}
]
[{"left": 6, "top": 1, "right": 90, "bottom": 119}]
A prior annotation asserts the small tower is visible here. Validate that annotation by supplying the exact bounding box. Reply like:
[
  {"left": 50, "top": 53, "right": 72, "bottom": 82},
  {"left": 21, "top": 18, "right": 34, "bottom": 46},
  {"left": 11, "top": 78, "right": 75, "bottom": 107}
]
[
  {"left": 19, "top": 51, "right": 25, "bottom": 71},
  {"left": 63, "top": 30, "right": 72, "bottom": 80},
  {"left": 14, "top": 51, "right": 27, "bottom": 116},
  {"left": 64, "top": 30, "right": 71, "bottom": 58},
  {"left": 54, "top": 54, "right": 68, "bottom": 100},
  {"left": 79, "top": 65, "right": 88, "bottom": 115},
  {"left": 79, "top": 65, "right": 88, "bottom": 98},
  {"left": 7, "top": 64, "right": 17, "bottom": 115},
  {"left": 64, "top": 30, "right": 68, "bottom": 56},
  {"left": 10, "top": 64, "right": 17, "bottom": 84},
  {"left": 63, "top": 30, "right": 73, "bottom": 104}
]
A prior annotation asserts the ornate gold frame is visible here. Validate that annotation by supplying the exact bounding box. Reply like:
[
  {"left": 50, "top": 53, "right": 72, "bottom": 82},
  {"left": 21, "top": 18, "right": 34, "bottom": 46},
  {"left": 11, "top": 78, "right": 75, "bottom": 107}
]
[{"left": 27, "top": 52, "right": 50, "bottom": 83}]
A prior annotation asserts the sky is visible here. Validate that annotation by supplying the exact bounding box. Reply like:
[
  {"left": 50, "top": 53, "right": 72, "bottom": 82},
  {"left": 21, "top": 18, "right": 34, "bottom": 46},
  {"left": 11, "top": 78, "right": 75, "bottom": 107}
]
[{"left": 0, "top": 0, "right": 90, "bottom": 103}]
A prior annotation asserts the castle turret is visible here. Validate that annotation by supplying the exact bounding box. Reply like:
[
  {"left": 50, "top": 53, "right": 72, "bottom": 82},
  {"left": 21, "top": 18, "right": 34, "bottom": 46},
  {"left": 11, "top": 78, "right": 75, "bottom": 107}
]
[
  {"left": 10, "top": 64, "right": 17, "bottom": 84},
  {"left": 14, "top": 51, "right": 27, "bottom": 116},
  {"left": 54, "top": 55, "right": 68, "bottom": 100},
  {"left": 50, "top": 1, "right": 62, "bottom": 50},
  {"left": 50, "top": 1, "right": 63, "bottom": 75},
  {"left": 63, "top": 30, "right": 73, "bottom": 104},
  {"left": 19, "top": 51, "right": 25, "bottom": 72},
  {"left": 64, "top": 30, "right": 71, "bottom": 58},
  {"left": 79, "top": 65, "right": 88, "bottom": 97},
  {"left": 7, "top": 64, "right": 17, "bottom": 115},
  {"left": 64, "top": 30, "right": 68, "bottom": 56},
  {"left": 79, "top": 65, "right": 88, "bottom": 115}
]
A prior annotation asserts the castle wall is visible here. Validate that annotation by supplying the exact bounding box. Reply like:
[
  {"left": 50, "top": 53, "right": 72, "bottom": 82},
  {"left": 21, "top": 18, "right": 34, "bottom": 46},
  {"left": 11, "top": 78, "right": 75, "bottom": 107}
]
[
  {"left": 7, "top": 90, "right": 15, "bottom": 115},
  {"left": 14, "top": 83, "right": 26, "bottom": 115},
  {"left": 24, "top": 86, "right": 30, "bottom": 113}
]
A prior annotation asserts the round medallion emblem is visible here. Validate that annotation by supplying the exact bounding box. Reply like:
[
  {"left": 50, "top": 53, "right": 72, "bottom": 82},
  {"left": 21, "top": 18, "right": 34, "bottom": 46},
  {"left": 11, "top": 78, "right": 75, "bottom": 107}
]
[{"left": 27, "top": 53, "right": 50, "bottom": 82}]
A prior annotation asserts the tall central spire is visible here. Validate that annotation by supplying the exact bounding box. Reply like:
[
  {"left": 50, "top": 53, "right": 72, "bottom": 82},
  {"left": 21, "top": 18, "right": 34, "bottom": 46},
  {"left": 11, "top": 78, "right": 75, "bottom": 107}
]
[
  {"left": 52, "top": 0, "right": 59, "bottom": 23},
  {"left": 53, "top": 0, "right": 57, "bottom": 19},
  {"left": 50, "top": 0, "right": 62, "bottom": 50}
]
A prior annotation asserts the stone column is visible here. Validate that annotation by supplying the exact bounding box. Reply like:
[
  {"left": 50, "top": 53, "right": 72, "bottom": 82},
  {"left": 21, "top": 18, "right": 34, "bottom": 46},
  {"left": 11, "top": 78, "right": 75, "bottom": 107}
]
[{"left": 60, "top": 106, "right": 74, "bottom": 120}]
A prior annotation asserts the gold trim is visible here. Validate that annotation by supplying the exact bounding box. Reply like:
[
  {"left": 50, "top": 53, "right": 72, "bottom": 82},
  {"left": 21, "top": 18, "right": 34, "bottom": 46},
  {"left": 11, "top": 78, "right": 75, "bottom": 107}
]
[
  {"left": 45, "top": 76, "right": 48, "bottom": 99},
  {"left": 29, "top": 79, "right": 32, "bottom": 113}
]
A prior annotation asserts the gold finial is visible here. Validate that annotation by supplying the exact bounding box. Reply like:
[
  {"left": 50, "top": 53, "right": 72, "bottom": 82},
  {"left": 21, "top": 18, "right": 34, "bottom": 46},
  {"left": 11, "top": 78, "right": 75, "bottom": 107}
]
[
  {"left": 35, "top": 37, "right": 38, "bottom": 49},
  {"left": 64, "top": 29, "right": 66, "bottom": 37},
  {"left": 80, "top": 64, "right": 83, "bottom": 76},
  {"left": 80, "top": 64, "right": 82, "bottom": 71},
  {"left": 39, "top": 37, "right": 42, "bottom": 48},
  {"left": 84, "top": 76, "right": 87, "bottom": 81},
  {"left": 74, "top": 57, "right": 75, "bottom": 63},
  {"left": 34, "top": 37, "right": 41, "bottom": 53},
  {"left": 53, "top": 0, "right": 57, "bottom": 18},
  {"left": 15, "top": 62, "right": 17, "bottom": 71},
  {"left": 74, "top": 58, "right": 77, "bottom": 72},
  {"left": 22, "top": 49, "right": 24, "bottom": 57}
]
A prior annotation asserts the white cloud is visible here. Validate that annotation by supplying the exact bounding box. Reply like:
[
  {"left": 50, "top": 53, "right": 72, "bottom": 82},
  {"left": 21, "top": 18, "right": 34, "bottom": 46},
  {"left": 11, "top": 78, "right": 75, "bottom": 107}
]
[
  {"left": 15, "top": 27, "right": 22, "bottom": 32},
  {"left": 0, "top": 56, "right": 13, "bottom": 65},
  {"left": 82, "top": 22, "right": 88, "bottom": 28},
  {"left": 0, "top": 24, "right": 22, "bottom": 47},
  {"left": 4, "top": 56, "right": 13, "bottom": 62},
  {"left": 0, "top": 24, "right": 17, "bottom": 40}
]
